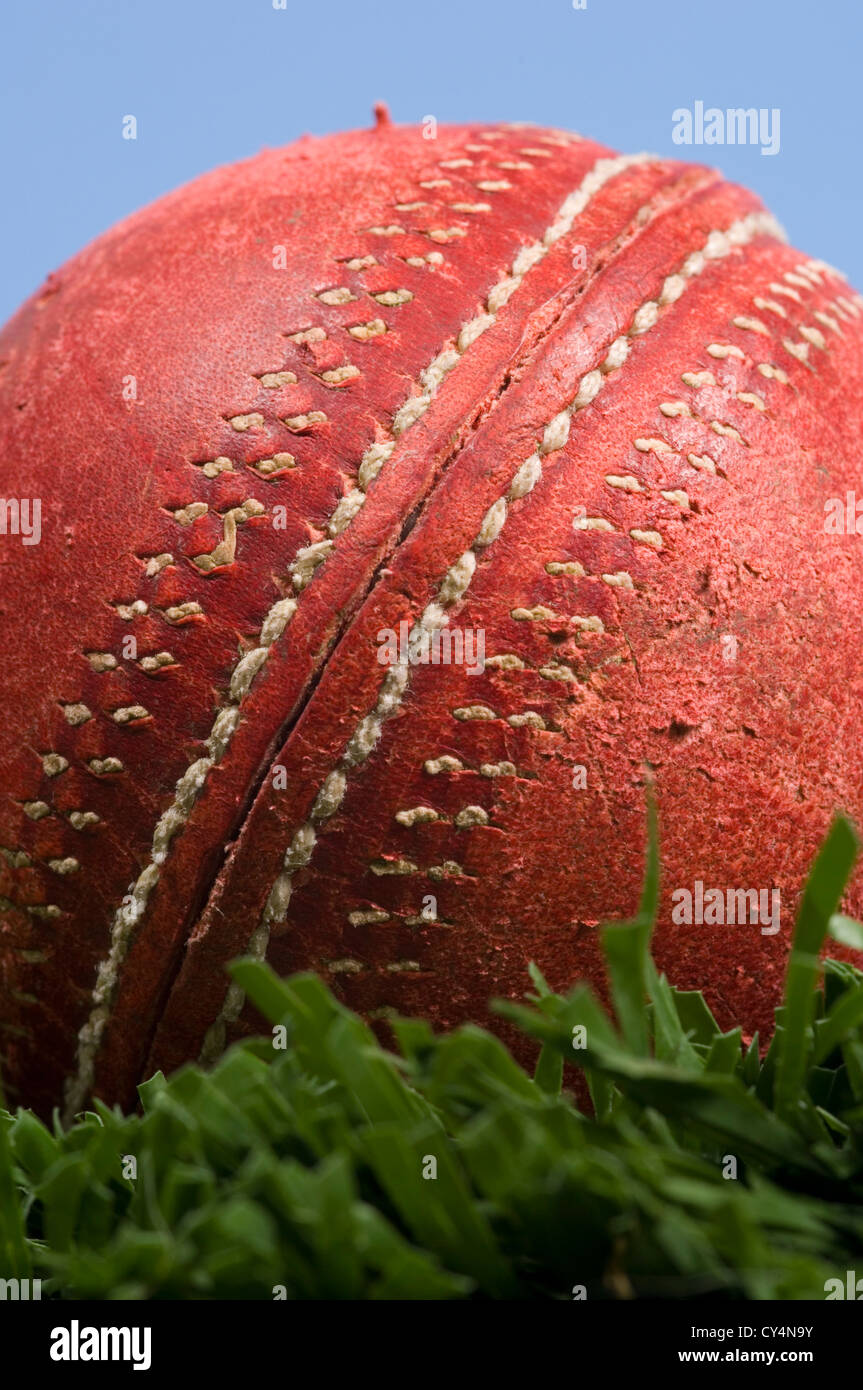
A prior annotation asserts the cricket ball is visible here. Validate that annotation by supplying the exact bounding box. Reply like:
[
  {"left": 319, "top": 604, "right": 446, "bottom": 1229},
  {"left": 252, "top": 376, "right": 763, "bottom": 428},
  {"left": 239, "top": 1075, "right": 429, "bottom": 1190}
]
[{"left": 2, "top": 112, "right": 863, "bottom": 1120}]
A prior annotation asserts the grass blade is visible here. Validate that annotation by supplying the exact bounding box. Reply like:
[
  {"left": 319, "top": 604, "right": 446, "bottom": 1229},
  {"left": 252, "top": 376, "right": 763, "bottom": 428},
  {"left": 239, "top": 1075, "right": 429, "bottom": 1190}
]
[{"left": 774, "top": 817, "right": 859, "bottom": 1124}]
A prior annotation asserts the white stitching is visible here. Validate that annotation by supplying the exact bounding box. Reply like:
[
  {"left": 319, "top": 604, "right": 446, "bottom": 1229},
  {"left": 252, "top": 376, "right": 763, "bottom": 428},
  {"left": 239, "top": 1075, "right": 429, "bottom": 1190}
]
[
  {"left": 65, "top": 148, "right": 658, "bottom": 1117},
  {"left": 197, "top": 207, "right": 784, "bottom": 1063}
]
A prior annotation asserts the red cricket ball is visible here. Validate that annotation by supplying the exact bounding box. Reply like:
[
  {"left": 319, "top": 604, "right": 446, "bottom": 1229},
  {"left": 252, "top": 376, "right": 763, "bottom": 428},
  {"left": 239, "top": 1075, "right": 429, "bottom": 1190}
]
[{"left": 2, "top": 112, "right": 862, "bottom": 1119}]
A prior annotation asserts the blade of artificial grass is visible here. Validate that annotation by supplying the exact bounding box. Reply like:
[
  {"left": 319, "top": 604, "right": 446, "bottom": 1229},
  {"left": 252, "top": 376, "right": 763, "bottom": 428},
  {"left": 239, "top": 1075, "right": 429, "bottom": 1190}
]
[
  {"left": 495, "top": 985, "right": 624, "bottom": 1118},
  {"left": 229, "top": 957, "right": 308, "bottom": 1031},
  {"left": 415, "top": 1025, "right": 542, "bottom": 1117},
  {"left": 497, "top": 977, "right": 832, "bottom": 1173},
  {"left": 600, "top": 790, "right": 659, "bottom": 1056},
  {"left": 209, "top": 1051, "right": 304, "bottom": 1149},
  {"left": 138, "top": 1071, "right": 167, "bottom": 1110},
  {"left": 670, "top": 988, "right": 721, "bottom": 1045},
  {"left": 325, "top": 1016, "right": 438, "bottom": 1127},
  {"left": 359, "top": 1120, "right": 519, "bottom": 1297},
  {"left": 158, "top": 1065, "right": 270, "bottom": 1170},
  {"left": 638, "top": 796, "right": 707, "bottom": 1072},
  {"left": 704, "top": 1028, "right": 743, "bottom": 1076},
  {"left": 703, "top": 1028, "right": 744, "bottom": 1078},
  {"left": 232, "top": 961, "right": 435, "bottom": 1130},
  {"left": 9, "top": 1108, "right": 61, "bottom": 1183},
  {"left": 533, "top": 1043, "right": 564, "bottom": 1096},
  {"left": 823, "top": 959, "right": 860, "bottom": 1008},
  {"left": 813, "top": 983, "right": 863, "bottom": 1064},
  {"left": 742, "top": 1033, "right": 761, "bottom": 1088},
  {"left": 352, "top": 1204, "right": 472, "bottom": 1300},
  {"left": 37, "top": 1154, "right": 92, "bottom": 1253},
  {"left": 576, "top": 1051, "right": 829, "bottom": 1173},
  {"left": 388, "top": 1016, "right": 436, "bottom": 1065},
  {"left": 828, "top": 913, "right": 863, "bottom": 952},
  {"left": 646, "top": 965, "right": 703, "bottom": 1071},
  {"left": 602, "top": 916, "right": 651, "bottom": 1055},
  {"left": 841, "top": 1040, "right": 863, "bottom": 1100},
  {"left": 0, "top": 1112, "right": 30, "bottom": 1280},
  {"left": 774, "top": 816, "right": 859, "bottom": 1125},
  {"left": 258, "top": 1153, "right": 365, "bottom": 1299},
  {"left": 528, "top": 962, "right": 564, "bottom": 1095}
]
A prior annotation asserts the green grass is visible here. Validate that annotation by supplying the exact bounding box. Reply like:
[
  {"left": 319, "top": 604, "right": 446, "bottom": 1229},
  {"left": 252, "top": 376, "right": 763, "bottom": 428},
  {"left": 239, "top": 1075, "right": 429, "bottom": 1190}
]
[{"left": 2, "top": 813, "right": 863, "bottom": 1300}]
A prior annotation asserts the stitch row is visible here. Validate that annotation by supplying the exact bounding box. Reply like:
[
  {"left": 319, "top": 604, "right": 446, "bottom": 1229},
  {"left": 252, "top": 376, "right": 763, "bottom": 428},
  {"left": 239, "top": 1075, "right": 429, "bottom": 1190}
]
[
  {"left": 197, "top": 208, "right": 785, "bottom": 1063},
  {"left": 65, "top": 149, "right": 656, "bottom": 1117}
]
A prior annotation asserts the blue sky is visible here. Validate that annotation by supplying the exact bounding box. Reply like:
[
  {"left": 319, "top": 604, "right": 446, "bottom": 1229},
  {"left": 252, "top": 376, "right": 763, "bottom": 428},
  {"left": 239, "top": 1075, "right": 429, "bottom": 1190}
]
[{"left": 1, "top": 0, "right": 860, "bottom": 324}]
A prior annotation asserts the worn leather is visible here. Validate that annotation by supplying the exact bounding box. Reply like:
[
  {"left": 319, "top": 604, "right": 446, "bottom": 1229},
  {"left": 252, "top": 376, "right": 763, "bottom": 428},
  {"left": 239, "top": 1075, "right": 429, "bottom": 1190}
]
[{"left": 1, "top": 116, "right": 861, "bottom": 1116}]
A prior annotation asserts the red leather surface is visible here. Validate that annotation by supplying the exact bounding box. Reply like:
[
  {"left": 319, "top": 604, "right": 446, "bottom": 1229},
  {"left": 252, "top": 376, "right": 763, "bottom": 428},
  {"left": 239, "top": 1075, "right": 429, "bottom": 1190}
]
[{"left": 1, "top": 117, "right": 862, "bottom": 1116}]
